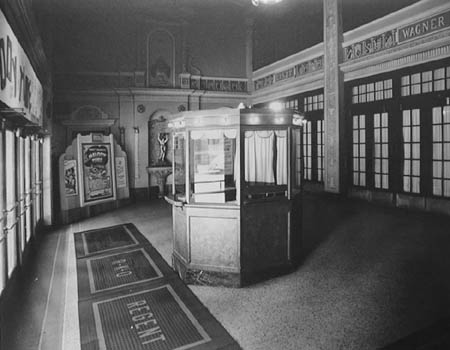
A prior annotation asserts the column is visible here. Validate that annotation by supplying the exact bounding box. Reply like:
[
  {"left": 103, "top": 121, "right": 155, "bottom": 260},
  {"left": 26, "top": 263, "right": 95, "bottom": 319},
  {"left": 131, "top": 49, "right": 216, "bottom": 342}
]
[
  {"left": 245, "top": 17, "right": 254, "bottom": 103},
  {"left": 323, "top": 0, "right": 345, "bottom": 193}
]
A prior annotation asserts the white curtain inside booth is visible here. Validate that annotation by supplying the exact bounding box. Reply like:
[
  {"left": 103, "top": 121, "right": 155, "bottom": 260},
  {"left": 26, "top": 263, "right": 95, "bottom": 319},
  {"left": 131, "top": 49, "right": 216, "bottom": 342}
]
[{"left": 244, "top": 130, "right": 275, "bottom": 183}]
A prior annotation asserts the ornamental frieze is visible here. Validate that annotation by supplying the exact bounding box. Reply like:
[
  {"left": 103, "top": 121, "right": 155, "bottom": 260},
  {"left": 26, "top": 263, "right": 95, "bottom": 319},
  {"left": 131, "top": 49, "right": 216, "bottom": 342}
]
[
  {"left": 344, "top": 30, "right": 396, "bottom": 62},
  {"left": 254, "top": 55, "right": 324, "bottom": 91}
]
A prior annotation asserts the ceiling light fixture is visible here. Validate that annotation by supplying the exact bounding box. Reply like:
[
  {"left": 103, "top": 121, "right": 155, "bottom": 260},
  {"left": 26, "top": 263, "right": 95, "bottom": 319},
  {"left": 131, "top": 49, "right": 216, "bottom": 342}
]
[{"left": 252, "top": 0, "right": 283, "bottom": 6}]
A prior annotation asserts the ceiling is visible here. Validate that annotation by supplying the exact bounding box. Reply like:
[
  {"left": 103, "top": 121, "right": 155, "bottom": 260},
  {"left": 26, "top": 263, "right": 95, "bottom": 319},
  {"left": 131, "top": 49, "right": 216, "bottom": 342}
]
[
  {"left": 32, "top": 0, "right": 423, "bottom": 69},
  {"left": 33, "top": 0, "right": 422, "bottom": 25}
]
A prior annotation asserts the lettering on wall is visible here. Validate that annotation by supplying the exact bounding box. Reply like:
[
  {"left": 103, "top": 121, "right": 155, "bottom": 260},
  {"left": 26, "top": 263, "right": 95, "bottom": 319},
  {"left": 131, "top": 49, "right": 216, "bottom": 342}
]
[
  {"left": 398, "top": 10, "right": 450, "bottom": 43},
  {"left": 0, "top": 10, "right": 43, "bottom": 123},
  {"left": 344, "top": 30, "right": 396, "bottom": 61}
]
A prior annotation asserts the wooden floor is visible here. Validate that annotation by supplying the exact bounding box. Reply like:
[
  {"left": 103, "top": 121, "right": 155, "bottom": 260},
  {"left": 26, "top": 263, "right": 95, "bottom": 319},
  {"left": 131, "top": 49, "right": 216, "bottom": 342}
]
[{"left": 2, "top": 193, "right": 450, "bottom": 349}]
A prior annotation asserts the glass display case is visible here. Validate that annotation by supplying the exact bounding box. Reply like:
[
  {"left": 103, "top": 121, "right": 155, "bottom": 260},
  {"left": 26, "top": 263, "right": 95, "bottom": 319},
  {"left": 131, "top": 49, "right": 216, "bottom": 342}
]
[{"left": 165, "top": 107, "right": 304, "bottom": 287}]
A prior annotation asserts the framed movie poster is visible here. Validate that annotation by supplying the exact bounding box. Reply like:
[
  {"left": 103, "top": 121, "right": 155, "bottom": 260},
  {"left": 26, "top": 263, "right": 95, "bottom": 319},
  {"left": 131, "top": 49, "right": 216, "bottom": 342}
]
[
  {"left": 79, "top": 140, "right": 116, "bottom": 206},
  {"left": 64, "top": 159, "right": 78, "bottom": 196}
]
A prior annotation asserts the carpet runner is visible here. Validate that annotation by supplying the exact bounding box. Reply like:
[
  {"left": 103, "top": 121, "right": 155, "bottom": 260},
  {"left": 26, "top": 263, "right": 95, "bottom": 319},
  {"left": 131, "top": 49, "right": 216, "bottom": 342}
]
[{"left": 74, "top": 223, "right": 241, "bottom": 350}]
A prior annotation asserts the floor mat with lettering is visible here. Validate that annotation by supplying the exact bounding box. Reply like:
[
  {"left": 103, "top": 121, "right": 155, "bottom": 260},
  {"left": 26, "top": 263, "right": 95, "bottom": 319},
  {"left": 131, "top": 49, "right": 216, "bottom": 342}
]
[{"left": 75, "top": 223, "right": 241, "bottom": 350}]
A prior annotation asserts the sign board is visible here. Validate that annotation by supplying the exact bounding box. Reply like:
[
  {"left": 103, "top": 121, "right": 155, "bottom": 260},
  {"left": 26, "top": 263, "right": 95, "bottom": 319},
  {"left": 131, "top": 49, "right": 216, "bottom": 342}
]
[{"left": 0, "top": 10, "right": 43, "bottom": 124}]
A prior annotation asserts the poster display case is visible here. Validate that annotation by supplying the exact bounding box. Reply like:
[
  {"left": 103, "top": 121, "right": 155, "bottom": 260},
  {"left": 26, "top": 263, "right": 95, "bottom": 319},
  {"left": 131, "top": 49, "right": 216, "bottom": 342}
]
[
  {"left": 59, "top": 133, "right": 129, "bottom": 223},
  {"left": 165, "top": 107, "right": 304, "bottom": 287}
]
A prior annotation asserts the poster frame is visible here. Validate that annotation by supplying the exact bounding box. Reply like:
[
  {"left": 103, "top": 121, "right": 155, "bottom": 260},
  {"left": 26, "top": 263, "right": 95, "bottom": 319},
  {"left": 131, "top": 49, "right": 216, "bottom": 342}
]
[{"left": 77, "top": 134, "right": 117, "bottom": 207}]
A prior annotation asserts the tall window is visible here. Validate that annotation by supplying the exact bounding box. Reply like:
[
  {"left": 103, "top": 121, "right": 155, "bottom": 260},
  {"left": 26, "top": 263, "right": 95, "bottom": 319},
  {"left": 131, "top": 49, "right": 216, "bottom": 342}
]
[
  {"left": 432, "top": 106, "right": 450, "bottom": 197},
  {"left": 402, "top": 109, "right": 421, "bottom": 193},
  {"left": 352, "top": 115, "right": 366, "bottom": 186},
  {"left": 373, "top": 113, "right": 389, "bottom": 189},
  {"left": 317, "top": 120, "right": 324, "bottom": 182},
  {"left": 303, "top": 121, "right": 312, "bottom": 180}
]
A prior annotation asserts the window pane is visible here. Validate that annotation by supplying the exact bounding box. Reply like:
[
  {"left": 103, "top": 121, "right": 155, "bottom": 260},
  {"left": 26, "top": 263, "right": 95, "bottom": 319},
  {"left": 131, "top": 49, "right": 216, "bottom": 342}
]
[
  {"left": 444, "top": 124, "right": 450, "bottom": 141},
  {"left": 433, "top": 161, "right": 442, "bottom": 177},
  {"left": 445, "top": 161, "right": 450, "bottom": 177},
  {"left": 374, "top": 159, "right": 380, "bottom": 172},
  {"left": 404, "top": 160, "right": 411, "bottom": 175},
  {"left": 412, "top": 160, "right": 420, "bottom": 175},
  {"left": 433, "top": 107, "right": 442, "bottom": 124},
  {"left": 403, "top": 110, "right": 411, "bottom": 125},
  {"left": 412, "top": 110, "right": 420, "bottom": 124},
  {"left": 401, "top": 75, "right": 410, "bottom": 85},
  {"left": 433, "top": 179, "right": 442, "bottom": 196},
  {"left": 412, "top": 73, "right": 421, "bottom": 84},
  {"left": 444, "top": 144, "right": 450, "bottom": 159},
  {"left": 403, "top": 128, "right": 410, "bottom": 142},
  {"left": 433, "top": 143, "right": 442, "bottom": 160},
  {"left": 433, "top": 125, "right": 442, "bottom": 142},
  {"left": 412, "top": 84, "right": 421, "bottom": 95},
  {"left": 444, "top": 180, "right": 450, "bottom": 197},
  {"left": 412, "top": 177, "right": 420, "bottom": 193},
  {"left": 444, "top": 106, "right": 450, "bottom": 123},
  {"left": 382, "top": 175, "right": 389, "bottom": 188},
  {"left": 374, "top": 144, "right": 380, "bottom": 157},
  {"left": 374, "top": 113, "right": 380, "bottom": 126},
  {"left": 435, "top": 68, "right": 445, "bottom": 79},
  {"left": 375, "top": 174, "right": 381, "bottom": 188},
  {"left": 404, "top": 176, "right": 410, "bottom": 191},
  {"left": 412, "top": 126, "right": 420, "bottom": 140},
  {"left": 404, "top": 144, "right": 411, "bottom": 158}
]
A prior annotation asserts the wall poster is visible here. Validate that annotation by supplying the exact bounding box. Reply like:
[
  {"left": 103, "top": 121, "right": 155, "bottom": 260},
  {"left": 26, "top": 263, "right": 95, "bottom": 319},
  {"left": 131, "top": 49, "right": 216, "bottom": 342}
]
[
  {"left": 81, "top": 142, "right": 115, "bottom": 204},
  {"left": 115, "top": 156, "right": 127, "bottom": 188},
  {"left": 64, "top": 159, "right": 78, "bottom": 196}
]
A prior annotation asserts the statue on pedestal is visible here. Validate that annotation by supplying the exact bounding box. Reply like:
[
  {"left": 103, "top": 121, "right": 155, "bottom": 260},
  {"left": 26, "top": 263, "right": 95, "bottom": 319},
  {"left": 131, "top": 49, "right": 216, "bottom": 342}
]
[{"left": 158, "top": 132, "right": 169, "bottom": 164}]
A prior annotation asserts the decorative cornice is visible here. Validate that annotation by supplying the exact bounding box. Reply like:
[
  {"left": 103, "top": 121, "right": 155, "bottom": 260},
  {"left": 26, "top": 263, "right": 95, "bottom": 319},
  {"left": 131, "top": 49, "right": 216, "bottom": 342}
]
[
  {"left": 342, "top": 30, "right": 450, "bottom": 80},
  {"left": 251, "top": 71, "right": 324, "bottom": 105},
  {"left": 60, "top": 119, "right": 116, "bottom": 127}
]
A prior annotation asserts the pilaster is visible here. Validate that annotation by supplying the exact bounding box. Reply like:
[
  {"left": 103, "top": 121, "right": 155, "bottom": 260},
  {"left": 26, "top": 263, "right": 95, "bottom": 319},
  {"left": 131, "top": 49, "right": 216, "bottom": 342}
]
[{"left": 323, "top": 0, "right": 345, "bottom": 193}]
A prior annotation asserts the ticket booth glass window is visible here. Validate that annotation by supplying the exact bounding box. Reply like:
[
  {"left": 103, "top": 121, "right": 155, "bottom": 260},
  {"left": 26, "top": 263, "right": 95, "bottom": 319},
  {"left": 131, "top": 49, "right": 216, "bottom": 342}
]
[
  {"left": 190, "top": 129, "right": 237, "bottom": 203},
  {"left": 173, "top": 132, "right": 186, "bottom": 200}
]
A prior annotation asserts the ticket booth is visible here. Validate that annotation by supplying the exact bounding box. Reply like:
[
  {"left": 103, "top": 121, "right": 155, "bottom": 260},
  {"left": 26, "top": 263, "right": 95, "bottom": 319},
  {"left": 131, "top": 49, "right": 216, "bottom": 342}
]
[{"left": 165, "top": 107, "right": 304, "bottom": 287}]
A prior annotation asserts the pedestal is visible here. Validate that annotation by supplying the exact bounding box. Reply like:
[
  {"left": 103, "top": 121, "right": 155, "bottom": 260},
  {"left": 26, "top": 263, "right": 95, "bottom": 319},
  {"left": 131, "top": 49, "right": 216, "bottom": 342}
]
[{"left": 147, "top": 166, "right": 172, "bottom": 198}]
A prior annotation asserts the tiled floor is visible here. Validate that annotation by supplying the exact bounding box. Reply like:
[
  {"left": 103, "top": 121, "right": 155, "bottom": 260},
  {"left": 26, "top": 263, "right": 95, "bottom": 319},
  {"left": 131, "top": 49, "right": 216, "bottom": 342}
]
[{"left": 2, "top": 193, "right": 450, "bottom": 350}]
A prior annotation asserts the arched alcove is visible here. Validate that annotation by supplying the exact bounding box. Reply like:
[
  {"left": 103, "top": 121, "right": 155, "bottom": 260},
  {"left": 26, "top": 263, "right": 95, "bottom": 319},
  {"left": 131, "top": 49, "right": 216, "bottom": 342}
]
[
  {"left": 147, "top": 29, "right": 176, "bottom": 87},
  {"left": 148, "top": 109, "right": 172, "bottom": 166}
]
